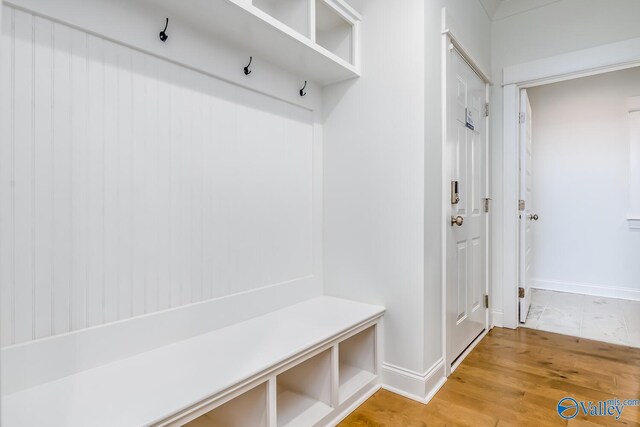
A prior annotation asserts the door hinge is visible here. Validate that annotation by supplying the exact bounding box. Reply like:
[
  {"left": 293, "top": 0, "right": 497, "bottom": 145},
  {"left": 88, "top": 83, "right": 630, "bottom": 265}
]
[
  {"left": 483, "top": 198, "right": 491, "bottom": 213},
  {"left": 484, "top": 102, "right": 489, "bottom": 117},
  {"left": 518, "top": 200, "right": 525, "bottom": 211},
  {"left": 519, "top": 112, "right": 526, "bottom": 124},
  {"left": 518, "top": 287, "right": 525, "bottom": 298},
  {"left": 484, "top": 294, "right": 489, "bottom": 309}
]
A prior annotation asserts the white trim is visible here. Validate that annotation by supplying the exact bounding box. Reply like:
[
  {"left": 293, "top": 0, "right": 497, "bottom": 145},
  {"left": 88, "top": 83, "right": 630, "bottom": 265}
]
[
  {"left": 532, "top": 279, "right": 640, "bottom": 302},
  {"left": 491, "top": 309, "right": 504, "bottom": 328},
  {"left": 503, "top": 37, "right": 640, "bottom": 87},
  {"left": 441, "top": 29, "right": 492, "bottom": 84},
  {"left": 440, "top": 24, "right": 449, "bottom": 381},
  {"left": 380, "top": 359, "right": 446, "bottom": 404},
  {"left": 629, "top": 102, "right": 640, "bottom": 224}
]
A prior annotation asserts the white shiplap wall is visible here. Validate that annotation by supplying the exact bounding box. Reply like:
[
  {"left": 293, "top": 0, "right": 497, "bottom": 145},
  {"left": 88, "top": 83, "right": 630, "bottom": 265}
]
[{"left": 0, "top": 6, "right": 315, "bottom": 346}]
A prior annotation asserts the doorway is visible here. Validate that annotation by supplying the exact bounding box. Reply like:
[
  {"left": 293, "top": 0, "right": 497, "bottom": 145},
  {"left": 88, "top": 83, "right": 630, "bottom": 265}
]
[
  {"left": 444, "top": 41, "right": 490, "bottom": 368},
  {"left": 499, "top": 37, "right": 640, "bottom": 330},
  {"left": 516, "top": 68, "right": 640, "bottom": 347}
]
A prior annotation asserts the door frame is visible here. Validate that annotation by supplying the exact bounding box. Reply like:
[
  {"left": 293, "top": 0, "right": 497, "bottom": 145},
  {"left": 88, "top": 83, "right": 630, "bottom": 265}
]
[
  {"left": 498, "top": 37, "right": 640, "bottom": 329},
  {"left": 441, "top": 30, "right": 492, "bottom": 377}
]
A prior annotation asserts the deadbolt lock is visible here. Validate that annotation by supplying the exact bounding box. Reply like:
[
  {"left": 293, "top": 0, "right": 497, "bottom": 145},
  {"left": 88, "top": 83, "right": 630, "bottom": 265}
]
[{"left": 451, "top": 181, "right": 460, "bottom": 205}]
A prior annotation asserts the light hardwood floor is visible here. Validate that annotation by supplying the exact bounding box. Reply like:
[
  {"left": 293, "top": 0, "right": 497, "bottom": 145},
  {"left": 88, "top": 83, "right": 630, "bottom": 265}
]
[{"left": 339, "top": 327, "right": 640, "bottom": 426}]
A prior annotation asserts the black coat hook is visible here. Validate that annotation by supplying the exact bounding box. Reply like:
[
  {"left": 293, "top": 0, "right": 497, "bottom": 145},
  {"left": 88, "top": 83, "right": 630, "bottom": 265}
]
[
  {"left": 244, "top": 56, "right": 252, "bottom": 75},
  {"left": 299, "top": 81, "right": 307, "bottom": 97},
  {"left": 159, "top": 18, "right": 169, "bottom": 42}
]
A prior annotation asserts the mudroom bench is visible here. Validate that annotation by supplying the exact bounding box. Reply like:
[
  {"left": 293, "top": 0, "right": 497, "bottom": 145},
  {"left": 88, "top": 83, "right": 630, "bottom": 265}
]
[{"left": 1, "top": 297, "right": 384, "bottom": 427}]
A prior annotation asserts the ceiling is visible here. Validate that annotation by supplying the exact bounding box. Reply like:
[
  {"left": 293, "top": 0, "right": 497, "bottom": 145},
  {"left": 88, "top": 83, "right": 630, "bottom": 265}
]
[{"left": 479, "top": 0, "right": 562, "bottom": 20}]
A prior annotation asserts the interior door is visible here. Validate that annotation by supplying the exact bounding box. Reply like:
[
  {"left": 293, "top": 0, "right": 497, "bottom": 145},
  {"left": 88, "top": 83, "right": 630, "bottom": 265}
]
[
  {"left": 446, "top": 46, "right": 488, "bottom": 365},
  {"left": 518, "top": 89, "right": 535, "bottom": 323}
]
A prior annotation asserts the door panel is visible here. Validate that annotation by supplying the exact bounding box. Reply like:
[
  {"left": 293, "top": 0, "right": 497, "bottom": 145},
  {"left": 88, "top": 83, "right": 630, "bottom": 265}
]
[{"left": 446, "top": 46, "right": 488, "bottom": 364}]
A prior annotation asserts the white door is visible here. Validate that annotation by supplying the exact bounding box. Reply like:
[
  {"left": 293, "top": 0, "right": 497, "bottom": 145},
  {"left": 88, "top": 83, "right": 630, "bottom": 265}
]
[
  {"left": 518, "top": 89, "right": 536, "bottom": 323},
  {"left": 446, "top": 46, "right": 488, "bottom": 364}
]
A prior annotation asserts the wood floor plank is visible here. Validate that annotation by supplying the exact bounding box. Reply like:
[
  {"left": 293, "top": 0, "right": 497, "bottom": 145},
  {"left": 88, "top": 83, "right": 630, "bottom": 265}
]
[{"left": 340, "top": 328, "right": 640, "bottom": 427}]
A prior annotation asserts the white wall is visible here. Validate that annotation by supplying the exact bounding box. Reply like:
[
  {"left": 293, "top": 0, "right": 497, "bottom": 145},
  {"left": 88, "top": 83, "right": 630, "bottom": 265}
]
[
  {"left": 0, "top": 4, "right": 322, "bottom": 347},
  {"left": 491, "top": 0, "right": 640, "bottom": 322},
  {"left": 527, "top": 68, "right": 640, "bottom": 299},
  {"left": 323, "top": 0, "right": 490, "bottom": 399},
  {"left": 323, "top": 0, "right": 427, "bottom": 378}
]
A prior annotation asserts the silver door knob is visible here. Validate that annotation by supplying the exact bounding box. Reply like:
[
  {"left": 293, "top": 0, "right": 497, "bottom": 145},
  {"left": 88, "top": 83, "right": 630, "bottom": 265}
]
[
  {"left": 528, "top": 213, "right": 539, "bottom": 221},
  {"left": 451, "top": 216, "right": 464, "bottom": 226}
]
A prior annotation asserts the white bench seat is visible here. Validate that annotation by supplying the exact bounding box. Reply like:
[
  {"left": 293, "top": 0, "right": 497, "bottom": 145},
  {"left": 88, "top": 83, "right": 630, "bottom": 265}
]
[{"left": 2, "top": 297, "right": 384, "bottom": 427}]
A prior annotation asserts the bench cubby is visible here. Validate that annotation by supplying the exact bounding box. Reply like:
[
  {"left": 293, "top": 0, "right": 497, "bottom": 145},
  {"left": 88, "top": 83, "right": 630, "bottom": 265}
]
[
  {"left": 315, "top": 0, "right": 355, "bottom": 64},
  {"left": 276, "top": 349, "right": 332, "bottom": 426},
  {"left": 338, "top": 325, "right": 376, "bottom": 404}
]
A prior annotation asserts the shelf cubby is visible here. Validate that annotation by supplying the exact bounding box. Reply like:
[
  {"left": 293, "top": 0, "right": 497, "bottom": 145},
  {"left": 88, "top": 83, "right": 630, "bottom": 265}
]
[
  {"left": 315, "top": 0, "right": 354, "bottom": 64},
  {"left": 276, "top": 349, "right": 333, "bottom": 427},
  {"left": 253, "top": 0, "right": 310, "bottom": 38},
  {"left": 338, "top": 326, "right": 376, "bottom": 403},
  {"left": 184, "top": 383, "right": 268, "bottom": 427}
]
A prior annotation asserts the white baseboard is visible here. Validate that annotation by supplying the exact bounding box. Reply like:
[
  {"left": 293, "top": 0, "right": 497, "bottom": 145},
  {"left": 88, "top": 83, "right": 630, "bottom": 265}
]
[
  {"left": 532, "top": 278, "right": 640, "bottom": 302},
  {"left": 325, "top": 383, "right": 381, "bottom": 427},
  {"left": 491, "top": 309, "right": 504, "bottom": 327},
  {"left": 380, "top": 358, "right": 446, "bottom": 404}
]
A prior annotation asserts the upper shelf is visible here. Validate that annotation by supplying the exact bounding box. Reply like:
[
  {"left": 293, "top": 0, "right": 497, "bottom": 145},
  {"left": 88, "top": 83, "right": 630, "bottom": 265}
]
[{"left": 146, "top": 0, "right": 362, "bottom": 86}]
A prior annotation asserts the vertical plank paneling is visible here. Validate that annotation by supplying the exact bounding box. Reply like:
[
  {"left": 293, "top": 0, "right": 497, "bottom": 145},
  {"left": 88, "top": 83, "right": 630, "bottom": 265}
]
[
  {"left": 13, "top": 9, "right": 35, "bottom": 344},
  {"left": 144, "top": 55, "right": 158, "bottom": 313},
  {"left": 130, "top": 51, "right": 145, "bottom": 317},
  {"left": 0, "top": 8, "right": 15, "bottom": 346},
  {"left": 156, "top": 63, "right": 170, "bottom": 310},
  {"left": 191, "top": 82, "right": 204, "bottom": 302},
  {"left": 168, "top": 63, "right": 182, "bottom": 308},
  {"left": 69, "top": 27, "right": 88, "bottom": 331},
  {"left": 1, "top": 5, "right": 315, "bottom": 346},
  {"left": 103, "top": 40, "right": 119, "bottom": 323},
  {"left": 202, "top": 86, "right": 214, "bottom": 301},
  {"left": 51, "top": 22, "right": 72, "bottom": 336},
  {"left": 86, "top": 34, "right": 105, "bottom": 327},
  {"left": 117, "top": 48, "right": 133, "bottom": 319},
  {"left": 33, "top": 16, "right": 54, "bottom": 339},
  {"left": 178, "top": 71, "right": 191, "bottom": 305}
]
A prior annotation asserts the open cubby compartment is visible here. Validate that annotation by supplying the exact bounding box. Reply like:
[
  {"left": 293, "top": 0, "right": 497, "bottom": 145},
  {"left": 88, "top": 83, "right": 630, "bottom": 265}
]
[
  {"left": 276, "top": 349, "right": 332, "bottom": 427},
  {"left": 184, "top": 383, "right": 268, "bottom": 427},
  {"left": 252, "top": 0, "right": 310, "bottom": 37},
  {"left": 315, "top": 0, "right": 354, "bottom": 64},
  {"left": 338, "top": 326, "right": 376, "bottom": 403}
]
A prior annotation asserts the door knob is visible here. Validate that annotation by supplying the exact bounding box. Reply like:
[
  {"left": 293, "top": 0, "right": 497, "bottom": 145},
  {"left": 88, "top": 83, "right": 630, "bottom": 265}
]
[
  {"left": 528, "top": 213, "right": 539, "bottom": 221},
  {"left": 451, "top": 216, "right": 464, "bottom": 226}
]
